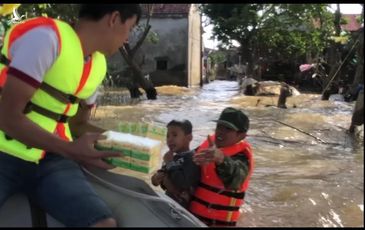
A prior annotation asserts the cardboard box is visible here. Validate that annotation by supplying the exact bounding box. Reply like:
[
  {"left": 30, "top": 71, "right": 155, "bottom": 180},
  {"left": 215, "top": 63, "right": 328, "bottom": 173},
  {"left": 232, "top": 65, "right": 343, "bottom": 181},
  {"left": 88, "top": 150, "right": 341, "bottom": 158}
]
[{"left": 117, "top": 122, "right": 166, "bottom": 143}]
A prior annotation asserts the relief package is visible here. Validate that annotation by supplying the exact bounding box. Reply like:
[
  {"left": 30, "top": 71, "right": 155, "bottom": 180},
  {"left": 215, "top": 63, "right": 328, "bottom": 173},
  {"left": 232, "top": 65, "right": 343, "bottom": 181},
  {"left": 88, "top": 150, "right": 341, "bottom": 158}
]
[{"left": 96, "top": 130, "right": 163, "bottom": 174}]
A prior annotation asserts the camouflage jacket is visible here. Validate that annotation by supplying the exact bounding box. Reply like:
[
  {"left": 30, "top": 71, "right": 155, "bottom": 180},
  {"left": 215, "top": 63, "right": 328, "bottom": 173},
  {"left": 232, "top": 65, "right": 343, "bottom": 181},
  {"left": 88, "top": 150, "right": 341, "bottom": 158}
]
[{"left": 215, "top": 153, "right": 249, "bottom": 190}]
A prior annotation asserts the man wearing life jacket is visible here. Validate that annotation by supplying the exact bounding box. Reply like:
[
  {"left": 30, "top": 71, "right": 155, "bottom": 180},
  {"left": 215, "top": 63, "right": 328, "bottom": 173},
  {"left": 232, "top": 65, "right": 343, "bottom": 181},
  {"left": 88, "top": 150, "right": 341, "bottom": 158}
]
[
  {"left": 0, "top": 4, "right": 141, "bottom": 227},
  {"left": 190, "top": 107, "right": 254, "bottom": 227}
]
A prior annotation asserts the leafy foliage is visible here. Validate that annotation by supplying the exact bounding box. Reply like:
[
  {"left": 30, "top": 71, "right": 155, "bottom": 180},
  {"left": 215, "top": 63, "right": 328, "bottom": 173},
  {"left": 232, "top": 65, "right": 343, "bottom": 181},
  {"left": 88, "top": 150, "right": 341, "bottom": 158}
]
[
  {"left": 16, "top": 4, "right": 80, "bottom": 23},
  {"left": 208, "top": 50, "right": 226, "bottom": 65},
  {"left": 1, "top": 4, "right": 79, "bottom": 36},
  {"left": 201, "top": 4, "right": 335, "bottom": 62}
]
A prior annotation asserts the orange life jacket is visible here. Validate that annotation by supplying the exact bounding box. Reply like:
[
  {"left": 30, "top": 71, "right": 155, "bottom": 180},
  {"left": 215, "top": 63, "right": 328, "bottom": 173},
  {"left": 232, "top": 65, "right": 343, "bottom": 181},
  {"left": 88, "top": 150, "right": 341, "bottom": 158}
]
[{"left": 189, "top": 134, "right": 254, "bottom": 226}]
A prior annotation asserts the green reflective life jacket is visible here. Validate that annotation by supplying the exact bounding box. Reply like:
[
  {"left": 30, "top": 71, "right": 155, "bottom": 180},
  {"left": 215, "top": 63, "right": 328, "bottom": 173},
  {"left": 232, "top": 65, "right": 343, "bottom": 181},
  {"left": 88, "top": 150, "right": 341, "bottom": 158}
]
[{"left": 0, "top": 17, "right": 106, "bottom": 163}]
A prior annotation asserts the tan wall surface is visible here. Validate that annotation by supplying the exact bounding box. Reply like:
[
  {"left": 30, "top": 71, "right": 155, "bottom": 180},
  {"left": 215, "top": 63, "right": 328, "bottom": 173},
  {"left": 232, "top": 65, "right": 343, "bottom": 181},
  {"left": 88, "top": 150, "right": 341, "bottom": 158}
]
[{"left": 187, "top": 4, "right": 202, "bottom": 87}]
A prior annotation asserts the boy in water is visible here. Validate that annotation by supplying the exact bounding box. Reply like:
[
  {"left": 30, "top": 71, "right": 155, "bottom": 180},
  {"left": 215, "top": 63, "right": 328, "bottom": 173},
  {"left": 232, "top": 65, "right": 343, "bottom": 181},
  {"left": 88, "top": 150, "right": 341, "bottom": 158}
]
[{"left": 151, "top": 119, "right": 200, "bottom": 209}]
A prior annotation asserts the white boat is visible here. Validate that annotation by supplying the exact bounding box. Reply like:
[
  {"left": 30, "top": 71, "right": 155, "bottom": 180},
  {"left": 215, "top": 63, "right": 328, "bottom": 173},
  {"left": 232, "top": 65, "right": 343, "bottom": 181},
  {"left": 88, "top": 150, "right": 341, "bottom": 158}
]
[{"left": 0, "top": 167, "right": 206, "bottom": 227}]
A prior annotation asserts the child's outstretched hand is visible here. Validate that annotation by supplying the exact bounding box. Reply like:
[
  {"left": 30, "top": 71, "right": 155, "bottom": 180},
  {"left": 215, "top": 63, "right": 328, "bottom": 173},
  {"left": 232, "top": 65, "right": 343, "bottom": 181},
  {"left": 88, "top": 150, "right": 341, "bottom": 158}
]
[{"left": 193, "top": 135, "right": 225, "bottom": 165}]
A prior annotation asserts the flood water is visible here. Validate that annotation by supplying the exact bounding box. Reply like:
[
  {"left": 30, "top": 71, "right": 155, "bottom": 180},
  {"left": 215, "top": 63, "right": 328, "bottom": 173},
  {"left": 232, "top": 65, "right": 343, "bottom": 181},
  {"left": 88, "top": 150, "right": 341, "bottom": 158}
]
[{"left": 92, "top": 80, "right": 364, "bottom": 227}]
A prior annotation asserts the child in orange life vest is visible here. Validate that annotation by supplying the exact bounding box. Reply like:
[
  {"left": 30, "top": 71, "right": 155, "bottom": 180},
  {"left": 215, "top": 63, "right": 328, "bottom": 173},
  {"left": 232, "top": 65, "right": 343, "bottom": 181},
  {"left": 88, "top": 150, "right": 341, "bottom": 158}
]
[
  {"left": 189, "top": 107, "right": 254, "bottom": 227},
  {"left": 151, "top": 119, "right": 201, "bottom": 209}
]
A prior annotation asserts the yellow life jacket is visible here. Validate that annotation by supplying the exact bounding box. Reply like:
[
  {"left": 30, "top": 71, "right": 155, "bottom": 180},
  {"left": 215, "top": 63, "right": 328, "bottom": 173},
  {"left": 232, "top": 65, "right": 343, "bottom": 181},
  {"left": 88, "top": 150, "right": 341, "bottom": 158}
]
[{"left": 0, "top": 17, "right": 106, "bottom": 163}]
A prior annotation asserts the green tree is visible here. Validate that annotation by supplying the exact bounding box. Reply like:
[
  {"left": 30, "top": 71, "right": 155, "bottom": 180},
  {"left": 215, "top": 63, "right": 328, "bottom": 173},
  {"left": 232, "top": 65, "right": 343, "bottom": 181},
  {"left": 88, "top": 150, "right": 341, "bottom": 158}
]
[
  {"left": 200, "top": 4, "right": 262, "bottom": 75},
  {"left": 208, "top": 50, "right": 226, "bottom": 66},
  {"left": 17, "top": 4, "right": 79, "bottom": 23},
  {"left": 200, "top": 4, "right": 334, "bottom": 79}
]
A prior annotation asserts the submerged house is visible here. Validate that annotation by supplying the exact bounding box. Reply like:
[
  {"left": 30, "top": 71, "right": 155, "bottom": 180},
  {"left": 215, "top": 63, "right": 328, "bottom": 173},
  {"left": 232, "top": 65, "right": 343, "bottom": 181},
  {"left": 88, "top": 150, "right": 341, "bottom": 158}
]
[{"left": 131, "top": 4, "right": 203, "bottom": 87}]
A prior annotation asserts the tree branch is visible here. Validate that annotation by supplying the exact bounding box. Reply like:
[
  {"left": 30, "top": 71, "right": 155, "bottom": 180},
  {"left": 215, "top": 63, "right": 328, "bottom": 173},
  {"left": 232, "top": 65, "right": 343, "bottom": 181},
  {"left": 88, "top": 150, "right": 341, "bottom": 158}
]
[
  {"left": 272, "top": 119, "right": 328, "bottom": 144},
  {"left": 118, "top": 47, "right": 152, "bottom": 89},
  {"left": 124, "top": 43, "right": 132, "bottom": 57},
  {"left": 131, "top": 25, "right": 151, "bottom": 56},
  {"left": 130, "top": 4, "right": 154, "bottom": 56},
  {"left": 119, "top": 47, "right": 132, "bottom": 66}
]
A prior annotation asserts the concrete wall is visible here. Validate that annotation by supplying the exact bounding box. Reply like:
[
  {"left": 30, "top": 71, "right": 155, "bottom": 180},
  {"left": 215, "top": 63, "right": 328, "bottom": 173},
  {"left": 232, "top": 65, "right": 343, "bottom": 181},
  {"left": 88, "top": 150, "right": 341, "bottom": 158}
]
[
  {"left": 107, "top": 5, "right": 202, "bottom": 88},
  {"left": 135, "top": 18, "right": 188, "bottom": 74},
  {"left": 187, "top": 4, "right": 202, "bottom": 87},
  {"left": 104, "top": 18, "right": 188, "bottom": 77}
]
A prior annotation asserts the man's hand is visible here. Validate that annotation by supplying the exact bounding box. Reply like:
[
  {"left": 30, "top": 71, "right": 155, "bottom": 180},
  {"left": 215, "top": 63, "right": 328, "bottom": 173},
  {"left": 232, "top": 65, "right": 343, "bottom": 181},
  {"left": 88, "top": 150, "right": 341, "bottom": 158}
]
[
  {"left": 66, "top": 132, "right": 122, "bottom": 170},
  {"left": 151, "top": 170, "right": 165, "bottom": 186},
  {"left": 193, "top": 135, "right": 225, "bottom": 165},
  {"left": 163, "top": 150, "right": 174, "bottom": 163}
]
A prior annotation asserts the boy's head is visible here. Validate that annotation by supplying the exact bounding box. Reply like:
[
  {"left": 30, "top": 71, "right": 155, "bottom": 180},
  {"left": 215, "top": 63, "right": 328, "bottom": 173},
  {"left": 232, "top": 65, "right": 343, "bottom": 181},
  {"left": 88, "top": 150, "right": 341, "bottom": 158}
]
[
  {"left": 213, "top": 107, "right": 249, "bottom": 148},
  {"left": 166, "top": 119, "right": 193, "bottom": 153}
]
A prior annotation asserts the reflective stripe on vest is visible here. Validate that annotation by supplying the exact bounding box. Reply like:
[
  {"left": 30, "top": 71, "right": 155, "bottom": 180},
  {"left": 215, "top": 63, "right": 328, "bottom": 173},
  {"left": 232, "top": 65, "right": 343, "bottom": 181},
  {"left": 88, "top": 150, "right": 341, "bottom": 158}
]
[
  {"left": 0, "top": 17, "right": 61, "bottom": 88},
  {"left": 0, "top": 17, "right": 106, "bottom": 163},
  {"left": 0, "top": 67, "right": 6, "bottom": 88},
  {"left": 189, "top": 134, "right": 254, "bottom": 226}
]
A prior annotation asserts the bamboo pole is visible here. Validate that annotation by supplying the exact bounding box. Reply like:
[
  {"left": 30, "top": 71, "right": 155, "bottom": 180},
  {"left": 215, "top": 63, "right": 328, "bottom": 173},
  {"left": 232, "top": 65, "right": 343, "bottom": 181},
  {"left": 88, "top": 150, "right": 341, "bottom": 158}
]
[{"left": 272, "top": 119, "right": 328, "bottom": 144}]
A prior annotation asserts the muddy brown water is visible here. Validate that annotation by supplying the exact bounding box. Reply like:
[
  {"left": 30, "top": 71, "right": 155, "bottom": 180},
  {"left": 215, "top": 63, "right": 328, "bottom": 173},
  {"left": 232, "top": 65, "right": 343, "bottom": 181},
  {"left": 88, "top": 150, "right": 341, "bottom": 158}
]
[{"left": 91, "top": 80, "right": 363, "bottom": 227}]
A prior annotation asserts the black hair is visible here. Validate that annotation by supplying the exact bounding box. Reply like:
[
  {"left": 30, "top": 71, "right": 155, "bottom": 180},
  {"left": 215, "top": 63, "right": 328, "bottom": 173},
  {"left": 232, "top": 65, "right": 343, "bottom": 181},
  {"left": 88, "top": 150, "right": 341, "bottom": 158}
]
[
  {"left": 78, "top": 4, "right": 142, "bottom": 24},
  {"left": 167, "top": 119, "right": 193, "bottom": 135}
]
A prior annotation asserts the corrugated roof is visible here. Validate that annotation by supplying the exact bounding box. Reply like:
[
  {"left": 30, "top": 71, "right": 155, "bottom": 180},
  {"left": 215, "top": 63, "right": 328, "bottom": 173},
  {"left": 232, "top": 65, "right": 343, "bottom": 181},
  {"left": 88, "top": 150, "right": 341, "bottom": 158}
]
[
  {"left": 341, "top": 14, "right": 362, "bottom": 31},
  {"left": 313, "top": 14, "right": 362, "bottom": 32}
]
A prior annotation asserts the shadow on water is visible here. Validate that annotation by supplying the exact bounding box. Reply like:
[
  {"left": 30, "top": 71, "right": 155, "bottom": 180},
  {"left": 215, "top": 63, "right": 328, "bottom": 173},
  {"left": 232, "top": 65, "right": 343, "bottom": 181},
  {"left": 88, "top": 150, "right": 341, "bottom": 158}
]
[{"left": 92, "top": 80, "right": 363, "bottom": 227}]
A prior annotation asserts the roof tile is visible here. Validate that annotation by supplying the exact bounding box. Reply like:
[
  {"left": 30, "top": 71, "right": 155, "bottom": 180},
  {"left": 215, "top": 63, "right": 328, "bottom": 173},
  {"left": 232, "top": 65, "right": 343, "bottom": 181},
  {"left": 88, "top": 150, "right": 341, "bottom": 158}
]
[
  {"left": 142, "top": 4, "right": 191, "bottom": 16},
  {"left": 341, "top": 14, "right": 362, "bottom": 31}
]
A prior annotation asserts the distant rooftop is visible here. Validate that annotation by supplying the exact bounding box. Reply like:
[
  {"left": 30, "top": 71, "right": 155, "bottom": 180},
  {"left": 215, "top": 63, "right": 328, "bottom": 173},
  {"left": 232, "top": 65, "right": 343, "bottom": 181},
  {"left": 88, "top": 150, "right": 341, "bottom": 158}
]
[
  {"left": 313, "top": 13, "right": 362, "bottom": 32},
  {"left": 341, "top": 14, "right": 362, "bottom": 31}
]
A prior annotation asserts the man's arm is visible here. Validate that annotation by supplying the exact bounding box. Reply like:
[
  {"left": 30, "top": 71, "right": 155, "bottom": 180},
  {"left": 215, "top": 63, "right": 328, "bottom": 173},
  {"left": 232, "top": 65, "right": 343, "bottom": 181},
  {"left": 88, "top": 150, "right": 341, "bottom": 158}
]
[
  {"left": 0, "top": 75, "right": 67, "bottom": 153},
  {"left": 192, "top": 136, "right": 250, "bottom": 190},
  {"left": 69, "top": 100, "right": 105, "bottom": 138},
  {"left": 215, "top": 153, "right": 249, "bottom": 190},
  {"left": 0, "top": 76, "right": 119, "bottom": 169}
]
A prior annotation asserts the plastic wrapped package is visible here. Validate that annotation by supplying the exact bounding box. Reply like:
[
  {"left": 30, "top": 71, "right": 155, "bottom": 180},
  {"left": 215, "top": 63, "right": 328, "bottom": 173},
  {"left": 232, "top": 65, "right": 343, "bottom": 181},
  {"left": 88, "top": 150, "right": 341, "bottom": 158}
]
[{"left": 96, "top": 130, "right": 162, "bottom": 174}]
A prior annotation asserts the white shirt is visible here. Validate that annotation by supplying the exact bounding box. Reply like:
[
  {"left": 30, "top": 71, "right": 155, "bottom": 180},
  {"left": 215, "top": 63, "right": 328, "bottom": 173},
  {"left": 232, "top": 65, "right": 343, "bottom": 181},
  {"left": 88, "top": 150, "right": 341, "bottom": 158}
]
[{"left": 9, "top": 26, "right": 99, "bottom": 105}]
